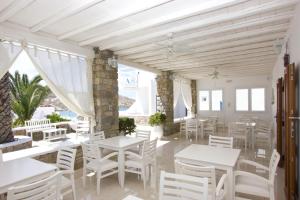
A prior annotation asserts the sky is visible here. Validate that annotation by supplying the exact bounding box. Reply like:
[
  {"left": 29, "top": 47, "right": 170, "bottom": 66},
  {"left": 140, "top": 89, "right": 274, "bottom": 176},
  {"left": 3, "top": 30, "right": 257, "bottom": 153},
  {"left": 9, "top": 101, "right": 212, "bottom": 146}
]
[{"left": 9, "top": 50, "right": 39, "bottom": 79}]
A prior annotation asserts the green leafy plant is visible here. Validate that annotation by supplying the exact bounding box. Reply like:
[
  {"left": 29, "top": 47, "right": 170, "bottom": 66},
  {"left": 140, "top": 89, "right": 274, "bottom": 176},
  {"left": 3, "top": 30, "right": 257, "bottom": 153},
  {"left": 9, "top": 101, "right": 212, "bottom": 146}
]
[
  {"left": 10, "top": 71, "right": 50, "bottom": 126},
  {"left": 148, "top": 112, "right": 166, "bottom": 126},
  {"left": 119, "top": 117, "right": 136, "bottom": 135},
  {"left": 46, "top": 113, "right": 69, "bottom": 123}
]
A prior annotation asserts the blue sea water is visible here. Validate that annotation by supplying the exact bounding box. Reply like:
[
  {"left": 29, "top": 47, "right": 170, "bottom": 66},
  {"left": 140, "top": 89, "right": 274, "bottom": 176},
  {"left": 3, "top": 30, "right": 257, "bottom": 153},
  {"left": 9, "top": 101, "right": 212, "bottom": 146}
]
[{"left": 58, "top": 110, "right": 77, "bottom": 120}]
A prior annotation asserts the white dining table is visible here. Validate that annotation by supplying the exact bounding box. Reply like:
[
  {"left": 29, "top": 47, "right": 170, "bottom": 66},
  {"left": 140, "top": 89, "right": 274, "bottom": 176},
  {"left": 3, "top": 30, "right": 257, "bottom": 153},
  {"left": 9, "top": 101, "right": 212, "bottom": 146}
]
[
  {"left": 96, "top": 136, "right": 146, "bottom": 188},
  {"left": 0, "top": 158, "right": 57, "bottom": 194},
  {"left": 174, "top": 144, "right": 241, "bottom": 200}
]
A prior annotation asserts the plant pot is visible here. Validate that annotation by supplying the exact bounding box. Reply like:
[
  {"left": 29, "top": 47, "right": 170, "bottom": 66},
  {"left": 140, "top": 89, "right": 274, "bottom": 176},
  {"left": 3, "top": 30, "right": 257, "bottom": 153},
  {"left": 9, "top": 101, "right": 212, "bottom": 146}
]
[{"left": 152, "top": 125, "right": 164, "bottom": 139}]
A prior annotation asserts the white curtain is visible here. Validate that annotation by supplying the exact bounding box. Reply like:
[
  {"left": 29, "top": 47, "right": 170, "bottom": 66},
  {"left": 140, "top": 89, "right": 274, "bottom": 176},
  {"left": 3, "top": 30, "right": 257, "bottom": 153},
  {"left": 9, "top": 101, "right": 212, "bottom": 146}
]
[
  {"left": 181, "top": 81, "right": 192, "bottom": 112},
  {"left": 25, "top": 46, "right": 95, "bottom": 119},
  {"left": 0, "top": 42, "right": 23, "bottom": 79},
  {"left": 173, "top": 79, "right": 181, "bottom": 108}
]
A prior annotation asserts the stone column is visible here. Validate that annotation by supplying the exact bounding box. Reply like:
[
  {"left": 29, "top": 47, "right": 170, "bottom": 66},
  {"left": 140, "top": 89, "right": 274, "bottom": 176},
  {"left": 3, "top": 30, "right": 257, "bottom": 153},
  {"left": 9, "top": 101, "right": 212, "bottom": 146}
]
[
  {"left": 191, "top": 80, "right": 197, "bottom": 116},
  {"left": 92, "top": 48, "right": 119, "bottom": 137},
  {"left": 156, "top": 71, "right": 174, "bottom": 136}
]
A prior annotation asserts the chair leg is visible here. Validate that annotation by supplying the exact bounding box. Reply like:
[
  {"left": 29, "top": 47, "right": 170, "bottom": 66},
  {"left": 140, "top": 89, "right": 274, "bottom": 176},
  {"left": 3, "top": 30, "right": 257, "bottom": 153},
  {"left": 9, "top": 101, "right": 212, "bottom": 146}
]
[
  {"left": 97, "top": 172, "right": 101, "bottom": 195},
  {"left": 270, "top": 188, "right": 275, "bottom": 200},
  {"left": 141, "top": 167, "right": 147, "bottom": 190},
  {"left": 71, "top": 175, "right": 77, "bottom": 200},
  {"left": 82, "top": 168, "right": 86, "bottom": 188}
]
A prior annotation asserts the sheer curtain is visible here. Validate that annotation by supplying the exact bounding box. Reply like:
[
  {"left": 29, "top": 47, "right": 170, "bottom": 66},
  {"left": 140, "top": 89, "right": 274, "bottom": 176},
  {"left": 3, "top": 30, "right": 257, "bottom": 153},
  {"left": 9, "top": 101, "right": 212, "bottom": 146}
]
[
  {"left": 173, "top": 79, "right": 181, "bottom": 108},
  {"left": 181, "top": 81, "right": 192, "bottom": 112},
  {"left": 0, "top": 42, "right": 23, "bottom": 79},
  {"left": 25, "top": 46, "right": 95, "bottom": 119}
]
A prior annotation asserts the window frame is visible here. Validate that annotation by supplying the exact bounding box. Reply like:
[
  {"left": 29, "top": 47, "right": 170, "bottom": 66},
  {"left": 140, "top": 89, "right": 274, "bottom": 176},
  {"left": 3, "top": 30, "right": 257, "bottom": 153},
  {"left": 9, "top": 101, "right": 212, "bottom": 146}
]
[
  {"left": 211, "top": 89, "right": 223, "bottom": 112},
  {"left": 250, "top": 88, "right": 266, "bottom": 112},
  {"left": 199, "top": 90, "right": 210, "bottom": 111},
  {"left": 235, "top": 88, "right": 249, "bottom": 112},
  {"left": 235, "top": 87, "right": 267, "bottom": 113}
]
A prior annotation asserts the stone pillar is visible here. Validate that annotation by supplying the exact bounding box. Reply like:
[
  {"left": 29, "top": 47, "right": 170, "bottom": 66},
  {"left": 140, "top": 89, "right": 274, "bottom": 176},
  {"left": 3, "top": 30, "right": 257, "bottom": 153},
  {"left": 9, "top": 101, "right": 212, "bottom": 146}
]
[
  {"left": 191, "top": 80, "right": 197, "bottom": 116},
  {"left": 92, "top": 48, "right": 119, "bottom": 137},
  {"left": 156, "top": 71, "right": 174, "bottom": 136}
]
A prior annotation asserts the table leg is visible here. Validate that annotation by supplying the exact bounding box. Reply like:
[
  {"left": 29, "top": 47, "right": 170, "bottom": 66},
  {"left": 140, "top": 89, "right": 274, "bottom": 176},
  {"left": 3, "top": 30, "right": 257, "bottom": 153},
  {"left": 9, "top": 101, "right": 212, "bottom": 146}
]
[
  {"left": 226, "top": 168, "right": 234, "bottom": 200},
  {"left": 118, "top": 149, "right": 125, "bottom": 187}
]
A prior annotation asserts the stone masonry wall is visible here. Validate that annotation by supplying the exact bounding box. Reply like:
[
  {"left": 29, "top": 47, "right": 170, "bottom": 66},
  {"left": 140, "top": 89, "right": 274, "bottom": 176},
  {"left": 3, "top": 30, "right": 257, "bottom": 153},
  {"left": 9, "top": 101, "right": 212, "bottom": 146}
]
[
  {"left": 92, "top": 48, "right": 119, "bottom": 137},
  {"left": 156, "top": 72, "right": 174, "bottom": 136},
  {"left": 191, "top": 80, "right": 197, "bottom": 115}
]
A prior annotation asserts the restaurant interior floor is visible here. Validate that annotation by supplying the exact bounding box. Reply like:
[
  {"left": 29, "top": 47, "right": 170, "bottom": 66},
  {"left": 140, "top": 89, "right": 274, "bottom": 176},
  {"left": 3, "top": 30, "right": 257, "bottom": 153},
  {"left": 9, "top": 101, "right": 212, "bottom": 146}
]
[{"left": 66, "top": 131, "right": 285, "bottom": 200}]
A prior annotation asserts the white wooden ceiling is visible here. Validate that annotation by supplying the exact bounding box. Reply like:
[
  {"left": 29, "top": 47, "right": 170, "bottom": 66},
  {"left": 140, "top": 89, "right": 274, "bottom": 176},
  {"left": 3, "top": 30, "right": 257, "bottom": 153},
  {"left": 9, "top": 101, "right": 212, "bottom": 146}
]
[{"left": 0, "top": 0, "right": 298, "bottom": 79}]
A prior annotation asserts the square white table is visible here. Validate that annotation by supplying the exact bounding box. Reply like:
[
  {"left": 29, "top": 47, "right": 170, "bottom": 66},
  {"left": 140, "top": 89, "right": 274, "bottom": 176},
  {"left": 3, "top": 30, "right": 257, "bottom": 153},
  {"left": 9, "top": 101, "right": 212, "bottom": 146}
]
[
  {"left": 174, "top": 144, "right": 241, "bottom": 200},
  {"left": 96, "top": 136, "right": 146, "bottom": 187},
  {"left": 0, "top": 158, "right": 57, "bottom": 194}
]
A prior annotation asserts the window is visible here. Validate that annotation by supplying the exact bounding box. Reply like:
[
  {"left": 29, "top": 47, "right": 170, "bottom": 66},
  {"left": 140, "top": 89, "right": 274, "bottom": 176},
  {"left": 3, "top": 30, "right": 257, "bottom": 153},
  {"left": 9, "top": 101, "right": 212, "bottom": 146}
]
[
  {"left": 199, "top": 90, "right": 209, "bottom": 111},
  {"left": 236, "top": 89, "right": 249, "bottom": 111},
  {"left": 211, "top": 90, "right": 223, "bottom": 111},
  {"left": 251, "top": 88, "right": 265, "bottom": 111}
]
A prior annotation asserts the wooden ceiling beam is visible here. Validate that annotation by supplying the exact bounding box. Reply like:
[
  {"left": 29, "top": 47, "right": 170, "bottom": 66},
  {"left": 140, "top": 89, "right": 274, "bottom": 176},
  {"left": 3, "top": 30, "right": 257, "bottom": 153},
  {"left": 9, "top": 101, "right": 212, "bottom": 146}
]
[
  {"left": 94, "top": 0, "right": 297, "bottom": 48},
  {"left": 0, "top": 0, "right": 35, "bottom": 23},
  {"left": 78, "top": 0, "right": 248, "bottom": 46},
  {"left": 131, "top": 34, "right": 283, "bottom": 63},
  {"left": 158, "top": 57, "right": 276, "bottom": 71},
  {"left": 152, "top": 51, "right": 276, "bottom": 69},
  {"left": 30, "top": 0, "right": 106, "bottom": 32},
  {"left": 116, "top": 21, "right": 290, "bottom": 56},
  {"left": 58, "top": 0, "right": 177, "bottom": 40}
]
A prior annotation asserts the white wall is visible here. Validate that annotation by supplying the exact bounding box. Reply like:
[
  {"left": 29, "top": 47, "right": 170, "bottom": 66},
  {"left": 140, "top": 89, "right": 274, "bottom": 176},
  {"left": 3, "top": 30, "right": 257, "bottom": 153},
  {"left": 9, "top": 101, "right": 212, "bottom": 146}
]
[{"left": 197, "top": 75, "right": 273, "bottom": 125}]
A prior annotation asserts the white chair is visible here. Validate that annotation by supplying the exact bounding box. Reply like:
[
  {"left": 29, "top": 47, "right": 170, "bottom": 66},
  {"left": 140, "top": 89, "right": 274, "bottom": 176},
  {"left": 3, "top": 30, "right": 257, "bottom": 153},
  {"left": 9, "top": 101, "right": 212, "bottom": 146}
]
[
  {"left": 179, "top": 120, "right": 186, "bottom": 137},
  {"left": 124, "top": 138, "right": 158, "bottom": 189},
  {"left": 175, "top": 160, "right": 227, "bottom": 200},
  {"left": 234, "top": 149, "right": 280, "bottom": 200},
  {"left": 203, "top": 118, "right": 217, "bottom": 136},
  {"left": 7, "top": 172, "right": 62, "bottom": 200},
  {"left": 75, "top": 120, "right": 89, "bottom": 136},
  {"left": 186, "top": 118, "right": 198, "bottom": 141},
  {"left": 255, "top": 122, "right": 273, "bottom": 149},
  {"left": 56, "top": 147, "right": 77, "bottom": 200},
  {"left": 229, "top": 122, "right": 248, "bottom": 151},
  {"left": 159, "top": 171, "right": 208, "bottom": 200},
  {"left": 81, "top": 142, "right": 119, "bottom": 195},
  {"left": 90, "top": 131, "right": 105, "bottom": 143},
  {"left": 136, "top": 129, "right": 151, "bottom": 141},
  {"left": 209, "top": 135, "right": 233, "bottom": 149}
]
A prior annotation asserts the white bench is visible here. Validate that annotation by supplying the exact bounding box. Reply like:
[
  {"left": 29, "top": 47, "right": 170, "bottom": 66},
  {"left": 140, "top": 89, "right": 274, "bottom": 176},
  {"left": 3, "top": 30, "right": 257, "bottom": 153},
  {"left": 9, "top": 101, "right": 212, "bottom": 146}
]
[
  {"left": 25, "top": 119, "right": 66, "bottom": 140},
  {"left": 43, "top": 128, "right": 67, "bottom": 141}
]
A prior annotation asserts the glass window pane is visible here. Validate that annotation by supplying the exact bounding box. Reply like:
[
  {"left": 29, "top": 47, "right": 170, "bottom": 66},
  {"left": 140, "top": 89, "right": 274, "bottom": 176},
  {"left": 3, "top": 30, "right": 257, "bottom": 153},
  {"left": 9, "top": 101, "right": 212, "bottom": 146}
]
[
  {"left": 199, "top": 90, "right": 210, "bottom": 111},
  {"left": 251, "top": 88, "right": 265, "bottom": 111},
  {"left": 212, "top": 90, "right": 223, "bottom": 111},
  {"left": 236, "top": 89, "right": 248, "bottom": 111}
]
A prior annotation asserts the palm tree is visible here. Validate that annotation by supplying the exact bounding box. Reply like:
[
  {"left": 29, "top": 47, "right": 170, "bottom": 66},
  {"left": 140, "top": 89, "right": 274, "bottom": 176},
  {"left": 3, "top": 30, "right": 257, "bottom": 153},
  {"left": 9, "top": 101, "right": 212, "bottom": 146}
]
[
  {"left": 0, "top": 72, "right": 14, "bottom": 144},
  {"left": 9, "top": 71, "right": 50, "bottom": 126}
]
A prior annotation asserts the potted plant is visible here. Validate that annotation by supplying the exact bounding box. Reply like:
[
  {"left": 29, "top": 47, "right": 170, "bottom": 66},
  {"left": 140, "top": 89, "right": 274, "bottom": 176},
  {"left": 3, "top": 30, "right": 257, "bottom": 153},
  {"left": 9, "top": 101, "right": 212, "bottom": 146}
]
[
  {"left": 119, "top": 117, "right": 136, "bottom": 135},
  {"left": 148, "top": 112, "right": 166, "bottom": 138}
]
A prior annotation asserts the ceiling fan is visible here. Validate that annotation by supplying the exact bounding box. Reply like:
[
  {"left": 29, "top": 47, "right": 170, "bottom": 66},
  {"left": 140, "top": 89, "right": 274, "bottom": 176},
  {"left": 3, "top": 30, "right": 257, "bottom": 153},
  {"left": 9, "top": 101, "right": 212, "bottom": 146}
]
[
  {"left": 208, "top": 67, "right": 230, "bottom": 79},
  {"left": 154, "top": 33, "right": 193, "bottom": 61}
]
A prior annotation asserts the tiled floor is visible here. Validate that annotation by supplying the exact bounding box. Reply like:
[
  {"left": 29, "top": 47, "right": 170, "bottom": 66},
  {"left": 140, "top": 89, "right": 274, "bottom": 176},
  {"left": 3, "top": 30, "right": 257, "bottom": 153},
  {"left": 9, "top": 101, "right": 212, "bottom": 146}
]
[{"left": 65, "top": 133, "right": 285, "bottom": 200}]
